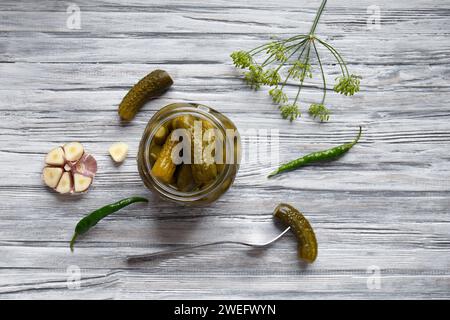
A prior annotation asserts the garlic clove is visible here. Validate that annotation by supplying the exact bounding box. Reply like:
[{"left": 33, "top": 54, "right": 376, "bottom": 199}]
[
  {"left": 43, "top": 167, "right": 64, "bottom": 188},
  {"left": 109, "top": 142, "right": 129, "bottom": 163},
  {"left": 56, "top": 172, "right": 72, "bottom": 194},
  {"left": 45, "top": 147, "right": 65, "bottom": 166},
  {"left": 73, "top": 173, "right": 92, "bottom": 193},
  {"left": 64, "top": 142, "right": 84, "bottom": 162}
]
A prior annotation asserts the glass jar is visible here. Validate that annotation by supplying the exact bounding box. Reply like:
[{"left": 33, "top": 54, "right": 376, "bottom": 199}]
[{"left": 137, "top": 103, "right": 240, "bottom": 205}]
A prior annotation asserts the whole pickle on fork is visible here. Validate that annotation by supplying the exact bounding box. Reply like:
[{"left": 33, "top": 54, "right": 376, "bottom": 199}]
[{"left": 274, "top": 203, "right": 318, "bottom": 263}]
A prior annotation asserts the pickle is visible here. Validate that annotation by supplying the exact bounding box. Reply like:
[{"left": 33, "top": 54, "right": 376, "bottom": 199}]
[
  {"left": 168, "top": 170, "right": 178, "bottom": 187},
  {"left": 176, "top": 164, "right": 196, "bottom": 192},
  {"left": 215, "top": 135, "right": 226, "bottom": 173},
  {"left": 274, "top": 203, "right": 318, "bottom": 263},
  {"left": 118, "top": 70, "right": 173, "bottom": 121},
  {"left": 151, "top": 132, "right": 178, "bottom": 184},
  {"left": 201, "top": 119, "right": 215, "bottom": 131},
  {"left": 149, "top": 143, "right": 161, "bottom": 165},
  {"left": 202, "top": 120, "right": 217, "bottom": 146},
  {"left": 209, "top": 121, "right": 226, "bottom": 173},
  {"left": 192, "top": 163, "right": 217, "bottom": 185},
  {"left": 153, "top": 125, "right": 169, "bottom": 145},
  {"left": 192, "top": 119, "right": 218, "bottom": 185},
  {"left": 171, "top": 116, "right": 218, "bottom": 185},
  {"left": 171, "top": 115, "right": 195, "bottom": 130},
  {"left": 162, "top": 115, "right": 220, "bottom": 186},
  {"left": 217, "top": 137, "right": 240, "bottom": 172}
]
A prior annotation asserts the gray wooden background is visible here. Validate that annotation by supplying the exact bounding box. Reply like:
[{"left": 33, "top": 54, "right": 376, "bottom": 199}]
[{"left": 0, "top": 0, "right": 449, "bottom": 299}]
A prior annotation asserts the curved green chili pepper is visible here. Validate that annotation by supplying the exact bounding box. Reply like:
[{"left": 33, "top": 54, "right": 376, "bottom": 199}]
[
  {"left": 268, "top": 126, "right": 362, "bottom": 177},
  {"left": 70, "top": 196, "right": 148, "bottom": 252}
]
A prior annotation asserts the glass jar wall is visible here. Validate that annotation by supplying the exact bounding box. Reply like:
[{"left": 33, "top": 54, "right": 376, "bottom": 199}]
[{"left": 137, "top": 103, "right": 240, "bottom": 205}]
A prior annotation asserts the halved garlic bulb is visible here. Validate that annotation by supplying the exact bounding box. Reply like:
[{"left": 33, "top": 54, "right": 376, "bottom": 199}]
[{"left": 42, "top": 142, "right": 97, "bottom": 194}]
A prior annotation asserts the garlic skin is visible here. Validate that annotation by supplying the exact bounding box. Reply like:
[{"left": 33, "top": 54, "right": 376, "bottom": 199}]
[
  {"left": 42, "top": 142, "right": 97, "bottom": 194},
  {"left": 109, "top": 142, "right": 129, "bottom": 163}
]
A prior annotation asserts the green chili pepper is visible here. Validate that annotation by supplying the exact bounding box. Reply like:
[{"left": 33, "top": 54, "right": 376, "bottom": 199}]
[
  {"left": 268, "top": 126, "right": 362, "bottom": 178},
  {"left": 70, "top": 196, "right": 148, "bottom": 252}
]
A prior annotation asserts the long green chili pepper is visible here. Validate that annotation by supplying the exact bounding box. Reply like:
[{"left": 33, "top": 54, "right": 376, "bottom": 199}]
[
  {"left": 70, "top": 196, "right": 148, "bottom": 252},
  {"left": 268, "top": 126, "right": 362, "bottom": 177}
]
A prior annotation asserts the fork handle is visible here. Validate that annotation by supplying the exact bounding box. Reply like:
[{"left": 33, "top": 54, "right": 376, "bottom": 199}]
[
  {"left": 126, "top": 240, "right": 253, "bottom": 263},
  {"left": 126, "top": 227, "right": 291, "bottom": 263}
]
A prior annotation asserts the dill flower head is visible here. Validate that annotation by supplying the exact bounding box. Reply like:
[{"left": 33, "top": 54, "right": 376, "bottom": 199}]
[
  {"left": 334, "top": 74, "right": 361, "bottom": 96},
  {"left": 266, "top": 42, "right": 288, "bottom": 62},
  {"left": 308, "top": 103, "right": 330, "bottom": 122},
  {"left": 280, "top": 104, "right": 301, "bottom": 121},
  {"left": 269, "top": 88, "right": 288, "bottom": 104},
  {"left": 230, "top": 50, "right": 253, "bottom": 69},
  {"left": 263, "top": 68, "right": 281, "bottom": 86},
  {"left": 288, "top": 61, "right": 312, "bottom": 81},
  {"left": 243, "top": 65, "right": 265, "bottom": 89}
]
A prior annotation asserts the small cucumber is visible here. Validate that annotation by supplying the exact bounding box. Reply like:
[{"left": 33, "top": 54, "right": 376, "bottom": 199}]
[
  {"left": 151, "top": 132, "right": 178, "bottom": 184},
  {"left": 118, "top": 70, "right": 173, "bottom": 121},
  {"left": 274, "top": 203, "right": 318, "bottom": 263},
  {"left": 176, "top": 164, "right": 196, "bottom": 192}
]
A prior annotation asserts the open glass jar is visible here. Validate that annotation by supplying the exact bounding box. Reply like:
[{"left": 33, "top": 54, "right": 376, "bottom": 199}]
[{"left": 137, "top": 103, "right": 241, "bottom": 205}]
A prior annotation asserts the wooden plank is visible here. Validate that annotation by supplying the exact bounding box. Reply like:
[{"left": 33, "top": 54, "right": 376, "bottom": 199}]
[
  {"left": 0, "top": 269, "right": 448, "bottom": 299},
  {"left": 1, "top": 9, "right": 449, "bottom": 36},
  {"left": 1, "top": 0, "right": 449, "bottom": 11},
  {"left": 1, "top": 63, "right": 449, "bottom": 91},
  {"left": 2, "top": 36, "right": 450, "bottom": 65}
]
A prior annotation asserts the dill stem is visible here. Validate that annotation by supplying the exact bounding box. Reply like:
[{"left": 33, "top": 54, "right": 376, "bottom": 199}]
[
  {"left": 293, "top": 42, "right": 312, "bottom": 105},
  {"left": 316, "top": 38, "right": 349, "bottom": 77},
  {"left": 263, "top": 39, "right": 308, "bottom": 68},
  {"left": 309, "top": 0, "right": 327, "bottom": 35},
  {"left": 261, "top": 52, "right": 276, "bottom": 67},
  {"left": 312, "top": 40, "right": 327, "bottom": 104},
  {"left": 280, "top": 40, "right": 310, "bottom": 90},
  {"left": 249, "top": 35, "right": 308, "bottom": 57},
  {"left": 274, "top": 39, "right": 308, "bottom": 72}
]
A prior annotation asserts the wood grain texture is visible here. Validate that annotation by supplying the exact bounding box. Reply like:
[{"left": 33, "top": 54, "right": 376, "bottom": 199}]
[{"left": 0, "top": 0, "right": 449, "bottom": 299}]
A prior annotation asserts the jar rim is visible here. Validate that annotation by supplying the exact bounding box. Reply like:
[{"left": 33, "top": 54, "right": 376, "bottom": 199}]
[{"left": 140, "top": 103, "right": 238, "bottom": 203}]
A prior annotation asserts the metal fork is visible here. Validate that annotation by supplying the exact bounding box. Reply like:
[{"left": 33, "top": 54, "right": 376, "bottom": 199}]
[{"left": 126, "top": 226, "right": 291, "bottom": 263}]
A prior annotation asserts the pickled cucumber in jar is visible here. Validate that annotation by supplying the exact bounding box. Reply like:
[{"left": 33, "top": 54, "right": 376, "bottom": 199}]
[
  {"left": 150, "top": 116, "right": 227, "bottom": 192},
  {"left": 137, "top": 102, "right": 241, "bottom": 205}
]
